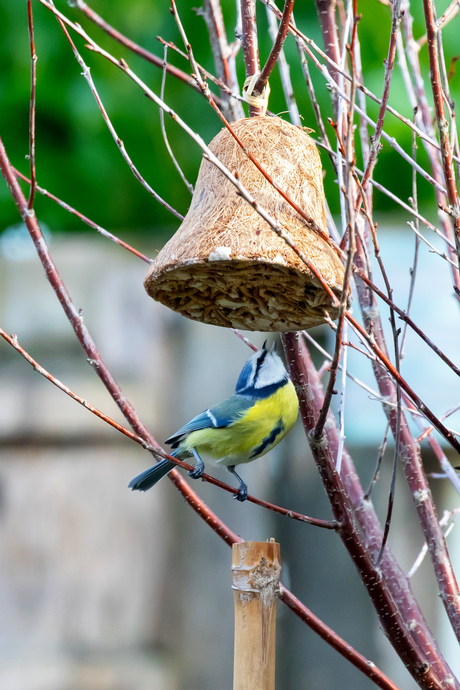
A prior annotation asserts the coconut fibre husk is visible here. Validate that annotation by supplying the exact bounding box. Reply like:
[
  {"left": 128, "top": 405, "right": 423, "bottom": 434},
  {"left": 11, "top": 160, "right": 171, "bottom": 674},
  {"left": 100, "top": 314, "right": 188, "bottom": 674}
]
[{"left": 145, "top": 116, "right": 346, "bottom": 332}]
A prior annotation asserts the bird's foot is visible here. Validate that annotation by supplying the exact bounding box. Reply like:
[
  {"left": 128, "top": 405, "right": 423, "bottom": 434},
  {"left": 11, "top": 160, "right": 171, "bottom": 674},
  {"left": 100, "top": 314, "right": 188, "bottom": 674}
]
[
  {"left": 188, "top": 465, "right": 204, "bottom": 479},
  {"left": 233, "top": 487, "right": 248, "bottom": 502},
  {"left": 188, "top": 450, "right": 205, "bottom": 479},
  {"left": 228, "top": 465, "right": 248, "bottom": 503}
]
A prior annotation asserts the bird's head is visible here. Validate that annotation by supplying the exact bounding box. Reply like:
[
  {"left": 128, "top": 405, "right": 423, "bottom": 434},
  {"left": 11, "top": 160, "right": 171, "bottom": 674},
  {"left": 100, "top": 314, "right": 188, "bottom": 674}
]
[{"left": 235, "top": 341, "right": 289, "bottom": 398}]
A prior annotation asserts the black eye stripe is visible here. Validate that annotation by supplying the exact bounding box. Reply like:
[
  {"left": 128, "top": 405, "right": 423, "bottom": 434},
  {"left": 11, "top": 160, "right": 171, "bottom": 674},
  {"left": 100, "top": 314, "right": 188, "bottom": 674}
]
[{"left": 254, "top": 349, "right": 268, "bottom": 381}]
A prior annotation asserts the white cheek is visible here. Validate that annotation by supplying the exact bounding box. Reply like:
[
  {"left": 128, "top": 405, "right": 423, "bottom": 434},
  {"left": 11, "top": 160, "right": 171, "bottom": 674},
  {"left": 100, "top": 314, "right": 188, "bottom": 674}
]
[{"left": 255, "top": 359, "right": 286, "bottom": 388}]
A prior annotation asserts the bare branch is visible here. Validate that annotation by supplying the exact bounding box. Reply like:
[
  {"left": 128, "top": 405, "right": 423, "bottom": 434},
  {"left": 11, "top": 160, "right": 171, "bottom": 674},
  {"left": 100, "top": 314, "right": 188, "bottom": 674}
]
[
  {"left": 265, "top": 5, "right": 301, "bottom": 126},
  {"left": 252, "top": 0, "right": 295, "bottom": 96},
  {"left": 27, "top": 0, "right": 37, "bottom": 210},
  {"left": 422, "top": 0, "right": 460, "bottom": 263},
  {"left": 160, "top": 45, "right": 194, "bottom": 195},
  {"left": 359, "top": 0, "right": 402, "bottom": 194},
  {"left": 282, "top": 331, "right": 446, "bottom": 690},
  {"left": 279, "top": 585, "right": 403, "bottom": 690},
  {"left": 200, "top": 0, "right": 245, "bottom": 121},
  {"left": 57, "top": 16, "right": 184, "bottom": 220},
  {"left": 13, "top": 168, "right": 152, "bottom": 264},
  {"left": 75, "top": 0, "right": 225, "bottom": 108}
]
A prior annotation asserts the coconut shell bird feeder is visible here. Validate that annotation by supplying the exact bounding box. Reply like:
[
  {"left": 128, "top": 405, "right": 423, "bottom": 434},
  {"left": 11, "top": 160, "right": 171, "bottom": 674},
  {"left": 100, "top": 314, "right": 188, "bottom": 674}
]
[{"left": 144, "top": 116, "right": 346, "bottom": 332}]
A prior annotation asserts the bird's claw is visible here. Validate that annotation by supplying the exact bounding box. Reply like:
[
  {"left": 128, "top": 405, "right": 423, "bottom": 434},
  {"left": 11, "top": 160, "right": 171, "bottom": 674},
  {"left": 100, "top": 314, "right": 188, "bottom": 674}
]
[
  {"left": 188, "top": 466, "right": 203, "bottom": 479},
  {"left": 233, "top": 488, "right": 248, "bottom": 502}
]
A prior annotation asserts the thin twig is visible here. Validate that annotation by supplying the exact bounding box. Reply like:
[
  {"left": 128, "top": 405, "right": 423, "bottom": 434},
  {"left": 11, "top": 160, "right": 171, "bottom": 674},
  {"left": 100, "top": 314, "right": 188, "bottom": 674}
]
[
  {"left": 364, "top": 424, "right": 390, "bottom": 500},
  {"left": 265, "top": 5, "right": 301, "bottom": 126},
  {"left": 417, "top": 403, "right": 460, "bottom": 443},
  {"left": 74, "top": 0, "right": 226, "bottom": 109},
  {"left": 200, "top": 0, "right": 245, "bottom": 121},
  {"left": 57, "top": 17, "right": 184, "bottom": 220},
  {"left": 27, "top": 0, "right": 37, "bottom": 211},
  {"left": 408, "top": 510, "right": 460, "bottom": 578},
  {"left": 160, "top": 45, "right": 194, "bottom": 195},
  {"left": 401, "top": 122, "right": 421, "bottom": 360},
  {"left": 155, "top": 36, "right": 247, "bottom": 109},
  {"left": 422, "top": 0, "right": 460, "bottom": 263},
  {"left": 232, "top": 328, "right": 258, "bottom": 351},
  {"left": 294, "top": 29, "right": 331, "bottom": 152},
  {"left": 252, "top": 0, "right": 295, "bottom": 96},
  {"left": 13, "top": 168, "right": 152, "bottom": 264},
  {"left": 359, "top": 0, "right": 401, "bottom": 196},
  {"left": 240, "top": 0, "right": 262, "bottom": 115},
  {"left": 408, "top": 221, "right": 458, "bottom": 268}
]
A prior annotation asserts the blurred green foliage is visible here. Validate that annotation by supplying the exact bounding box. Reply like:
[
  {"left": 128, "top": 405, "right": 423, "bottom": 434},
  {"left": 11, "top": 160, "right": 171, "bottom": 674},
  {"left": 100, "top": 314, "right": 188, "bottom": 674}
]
[{"left": 1, "top": 0, "right": 459, "bottom": 239}]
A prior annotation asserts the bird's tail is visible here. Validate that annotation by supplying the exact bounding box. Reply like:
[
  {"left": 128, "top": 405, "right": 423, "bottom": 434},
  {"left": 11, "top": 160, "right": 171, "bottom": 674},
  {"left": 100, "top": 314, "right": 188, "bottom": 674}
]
[{"left": 128, "top": 458, "right": 175, "bottom": 492}]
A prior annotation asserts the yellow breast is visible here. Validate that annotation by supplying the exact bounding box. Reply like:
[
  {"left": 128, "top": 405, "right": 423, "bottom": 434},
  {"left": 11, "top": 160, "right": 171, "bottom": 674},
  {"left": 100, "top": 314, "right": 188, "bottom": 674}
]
[{"left": 183, "top": 380, "right": 299, "bottom": 466}]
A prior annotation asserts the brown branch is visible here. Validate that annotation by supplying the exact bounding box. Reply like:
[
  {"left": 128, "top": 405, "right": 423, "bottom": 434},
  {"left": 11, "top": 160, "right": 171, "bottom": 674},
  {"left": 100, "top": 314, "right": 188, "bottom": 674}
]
[
  {"left": 317, "top": 0, "right": 460, "bottom": 647},
  {"left": 13, "top": 168, "right": 153, "bottom": 264},
  {"left": 57, "top": 16, "right": 184, "bottom": 221},
  {"left": 0, "top": 326, "right": 336, "bottom": 530},
  {"left": 200, "top": 0, "right": 245, "bottom": 121},
  {"left": 400, "top": 2, "right": 460, "bottom": 295},
  {"left": 27, "top": 0, "right": 37, "bottom": 210},
  {"left": 282, "top": 332, "right": 445, "bottom": 690},
  {"left": 354, "top": 216, "right": 460, "bottom": 644},
  {"left": 252, "top": 0, "right": 295, "bottom": 96},
  {"left": 299, "top": 337, "right": 458, "bottom": 685},
  {"left": 240, "top": 0, "right": 262, "bottom": 115},
  {"left": 279, "top": 586, "right": 403, "bottom": 690},
  {"left": 422, "top": 0, "right": 460, "bottom": 263},
  {"left": 74, "top": 0, "right": 226, "bottom": 110},
  {"left": 359, "top": 0, "right": 401, "bottom": 194}
]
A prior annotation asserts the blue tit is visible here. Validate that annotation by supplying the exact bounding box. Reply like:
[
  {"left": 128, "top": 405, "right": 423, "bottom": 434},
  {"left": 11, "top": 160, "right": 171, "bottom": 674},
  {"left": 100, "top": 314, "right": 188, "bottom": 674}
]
[{"left": 128, "top": 342, "right": 299, "bottom": 501}]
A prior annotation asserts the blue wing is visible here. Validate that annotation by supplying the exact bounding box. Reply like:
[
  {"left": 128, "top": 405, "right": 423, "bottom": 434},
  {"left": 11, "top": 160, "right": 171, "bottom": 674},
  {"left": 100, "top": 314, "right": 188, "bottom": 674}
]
[{"left": 165, "top": 395, "right": 255, "bottom": 448}]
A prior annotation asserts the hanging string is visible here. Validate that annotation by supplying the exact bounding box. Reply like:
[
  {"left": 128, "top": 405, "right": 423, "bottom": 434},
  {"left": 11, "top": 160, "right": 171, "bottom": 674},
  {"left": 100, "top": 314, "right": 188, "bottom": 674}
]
[{"left": 242, "top": 73, "right": 271, "bottom": 115}]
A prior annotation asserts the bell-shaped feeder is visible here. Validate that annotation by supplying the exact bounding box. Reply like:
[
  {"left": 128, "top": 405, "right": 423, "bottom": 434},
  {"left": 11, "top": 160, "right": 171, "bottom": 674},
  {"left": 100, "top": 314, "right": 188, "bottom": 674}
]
[{"left": 145, "top": 116, "right": 346, "bottom": 332}]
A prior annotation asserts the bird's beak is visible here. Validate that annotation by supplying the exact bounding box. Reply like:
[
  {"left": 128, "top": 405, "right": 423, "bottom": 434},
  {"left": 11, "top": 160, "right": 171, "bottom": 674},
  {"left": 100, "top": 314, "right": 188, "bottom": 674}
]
[{"left": 262, "top": 340, "right": 268, "bottom": 350}]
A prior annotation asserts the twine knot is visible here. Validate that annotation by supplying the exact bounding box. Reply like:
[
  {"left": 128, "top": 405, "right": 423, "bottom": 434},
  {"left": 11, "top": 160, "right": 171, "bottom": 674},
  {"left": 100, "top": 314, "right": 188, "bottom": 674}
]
[{"left": 242, "top": 73, "right": 270, "bottom": 115}]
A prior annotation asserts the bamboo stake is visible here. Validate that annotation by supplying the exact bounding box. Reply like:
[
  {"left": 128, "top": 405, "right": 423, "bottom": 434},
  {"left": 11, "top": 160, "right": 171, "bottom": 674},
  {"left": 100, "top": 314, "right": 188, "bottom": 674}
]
[{"left": 232, "top": 540, "right": 281, "bottom": 690}]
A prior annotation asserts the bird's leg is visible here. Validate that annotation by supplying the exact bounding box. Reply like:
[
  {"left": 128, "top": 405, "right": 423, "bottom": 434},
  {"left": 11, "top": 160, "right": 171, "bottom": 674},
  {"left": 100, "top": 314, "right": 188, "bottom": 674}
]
[
  {"left": 227, "top": 465, "right": 248, "bottom": 502},
  {"left": 188, "top": 448, "right": 205, "bottom": 479}
]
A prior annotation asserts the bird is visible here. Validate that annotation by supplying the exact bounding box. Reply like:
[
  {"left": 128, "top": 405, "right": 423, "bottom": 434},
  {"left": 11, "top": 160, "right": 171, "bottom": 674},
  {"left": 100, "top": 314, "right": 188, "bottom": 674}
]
[{"left": 128, "top": 342, "right": 299, "bottom": 501}]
